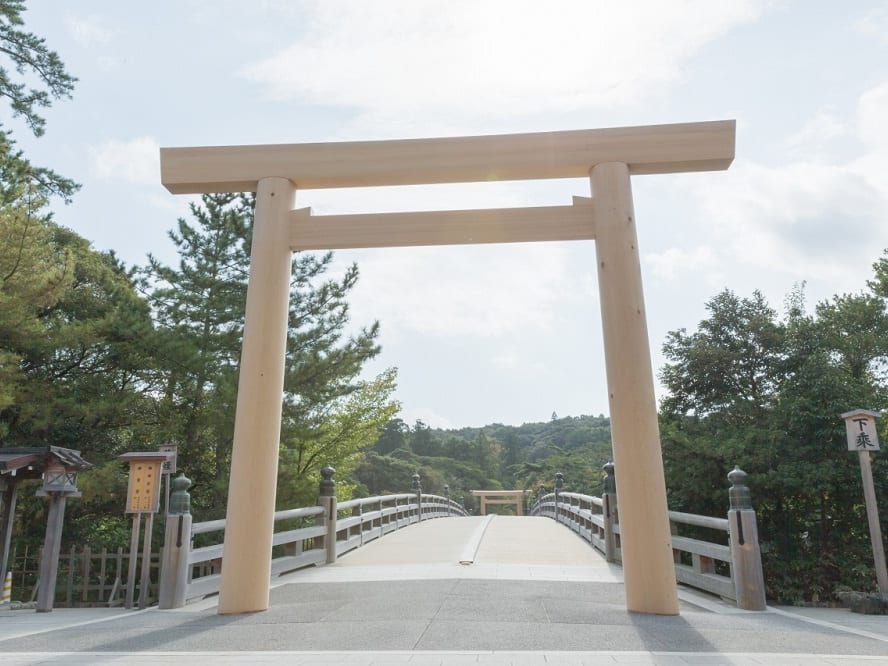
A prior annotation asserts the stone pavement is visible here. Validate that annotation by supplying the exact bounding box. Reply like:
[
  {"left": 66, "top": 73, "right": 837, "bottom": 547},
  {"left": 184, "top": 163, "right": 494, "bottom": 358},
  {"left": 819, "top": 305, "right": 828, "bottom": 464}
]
[{"left": 1, "top": 516, "right": 887, "bottom": 665}]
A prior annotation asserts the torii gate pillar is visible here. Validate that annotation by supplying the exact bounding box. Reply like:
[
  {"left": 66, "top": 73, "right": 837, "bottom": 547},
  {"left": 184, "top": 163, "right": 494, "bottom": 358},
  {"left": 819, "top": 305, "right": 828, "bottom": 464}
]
[
  {"left": 160, "top": 119, "right": 734, "bottom": 617},
  {"left": 592, "top": 162, "right": 678, "bottom": 614},
  {"left": 218, "top": 178, "right": 295, "bottom": 614}
]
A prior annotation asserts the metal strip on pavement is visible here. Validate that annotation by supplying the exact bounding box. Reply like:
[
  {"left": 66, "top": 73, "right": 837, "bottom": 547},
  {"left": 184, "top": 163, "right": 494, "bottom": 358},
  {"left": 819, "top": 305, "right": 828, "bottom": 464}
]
[
  {"left": 3, "top": 650, "right": 888, "bottom": 665},
  {"left": 459, "top": 514, "right": 494, "bottom": 565}
]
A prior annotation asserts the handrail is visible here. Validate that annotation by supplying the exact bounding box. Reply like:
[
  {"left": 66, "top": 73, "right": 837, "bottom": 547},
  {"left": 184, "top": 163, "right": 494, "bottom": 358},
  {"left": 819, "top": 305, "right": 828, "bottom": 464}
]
[
  {"left": 668, "top": 510, "right": 729, "bottom": 531},
  {"left": 338, "top": 493, "right": 413, "bottom": 511},
  {"left": 161, "top": 468, "right": 763, "bottom": 612},
  {"left": 529, "top": 466, "right": 765, "bottom": 610},
  {"left": 191, "top": 505, "right": 326, "bottom": 536},
  {"left": 177, "top": 490, "right": 468, "bottom": 606}
]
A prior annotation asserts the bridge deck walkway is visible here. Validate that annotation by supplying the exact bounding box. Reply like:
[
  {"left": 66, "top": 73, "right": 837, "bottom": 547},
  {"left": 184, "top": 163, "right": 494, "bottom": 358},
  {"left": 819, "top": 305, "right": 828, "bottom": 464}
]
[
  {"left": 2, "top": 515, "right": 887, "bottom": 664},
  {"left": 295, "top": 515, "right": 621, "bottom": 584}
]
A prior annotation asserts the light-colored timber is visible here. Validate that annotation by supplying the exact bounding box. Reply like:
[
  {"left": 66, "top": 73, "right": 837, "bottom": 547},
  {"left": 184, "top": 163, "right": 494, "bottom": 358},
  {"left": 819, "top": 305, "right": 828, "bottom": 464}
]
[
  {"left": 471, "top": 490, "right": 530, "bottom": 516},
  {"left": 590, "top": 161, "right": 679, "bottom": 615},
  {"left": 218, "top": 177, "right": 295, "bottom": 614},
  {"left": 160, "top": 120, "right": 734, "bottom": 194},
  {"left": 288, "top": 199, "right": 595, "bottom": 250},
  {"left": 158, "top": 120, "right": 735, "bottom": 618}
]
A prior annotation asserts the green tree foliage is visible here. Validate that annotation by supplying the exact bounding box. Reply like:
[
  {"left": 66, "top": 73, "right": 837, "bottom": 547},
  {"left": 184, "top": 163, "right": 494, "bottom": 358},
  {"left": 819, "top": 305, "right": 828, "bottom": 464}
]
[
  {"left": 138, "top": 194, "right": 251, "bottom": 512},
  {"left": 0, "top": 197, "right": 154, "bottom": 452},
  {"left": 353, "top": 450, "right": 421, "bottom": 495},
  {"left": 371, "top": 417, "right": 409, "bottom": 455},
  {"left": 277, "top": 368, "right": 399, "bottom": 508},
  {"left": 660, "top": 283, "right": 888, "bottom": 603},
  {"left": 0, "top": 192, "right": 156, "bottom": 549},
  {"left": 0, "top": 1, "right": 78, "bottom": 201},
  {"left": 409, "top": 419, "right": 436, "bottom": 455},
  {"left": 141, "top": 194, "right": 393, "bottom": 516},
  {"left": 660, "top": 290, "right": 784, "bottom": 423},
  {"left": 0, "top": 191, "right": 70, "bottom": 415},
  {"left": 357, "top": 415, "right": 615, "bottom": 514}
]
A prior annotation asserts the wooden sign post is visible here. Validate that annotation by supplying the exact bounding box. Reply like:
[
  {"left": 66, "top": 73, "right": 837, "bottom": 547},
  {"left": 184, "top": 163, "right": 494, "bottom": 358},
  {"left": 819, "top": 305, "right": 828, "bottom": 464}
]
[
  {"left": 841, "top": 409, "right": 888, "bottom": 599},
  {"left": 119, "top": 452, "right": 171, "bottom": 609},
  {"left": 159, "top": 443, "right": 178, "bottom": 517}
]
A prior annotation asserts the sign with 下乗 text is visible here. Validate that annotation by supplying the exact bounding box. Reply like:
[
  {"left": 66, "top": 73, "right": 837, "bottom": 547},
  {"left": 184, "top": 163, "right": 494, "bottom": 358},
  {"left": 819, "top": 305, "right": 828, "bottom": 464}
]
[{"left": 844, "top": 412, "right": 880, "bottom": 452}]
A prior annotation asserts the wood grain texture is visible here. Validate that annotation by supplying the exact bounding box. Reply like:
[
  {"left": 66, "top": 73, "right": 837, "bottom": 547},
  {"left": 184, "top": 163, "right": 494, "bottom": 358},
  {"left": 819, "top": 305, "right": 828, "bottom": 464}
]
[
  {"left": 161, "top": 120, "right": 735, "bottom": 194},
  {"left": 591, "top": 161, "right": 679, "bottom": 615},
  {"left": 288, "top": 201, "right": 595, "bottom": 250}
]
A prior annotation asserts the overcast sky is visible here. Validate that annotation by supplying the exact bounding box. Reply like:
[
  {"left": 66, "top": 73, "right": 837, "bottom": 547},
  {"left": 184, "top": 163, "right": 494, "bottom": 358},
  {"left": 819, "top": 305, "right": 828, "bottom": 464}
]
[{"left": 17, "top": 1, "right": 888, "bottom": 428}]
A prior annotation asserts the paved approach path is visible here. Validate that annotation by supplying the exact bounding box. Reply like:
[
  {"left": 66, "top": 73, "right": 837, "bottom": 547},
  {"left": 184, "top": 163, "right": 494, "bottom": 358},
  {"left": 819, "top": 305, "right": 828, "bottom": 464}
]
[{"left": 1, "top": 516, "right": 888, "bottom": 664}]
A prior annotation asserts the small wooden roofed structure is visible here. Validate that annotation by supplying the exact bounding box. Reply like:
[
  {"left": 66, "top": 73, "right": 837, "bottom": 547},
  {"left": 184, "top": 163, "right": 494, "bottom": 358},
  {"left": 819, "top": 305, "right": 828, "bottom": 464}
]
[{"left": 0, "top": 446, "right": 93, "bottom": 590}]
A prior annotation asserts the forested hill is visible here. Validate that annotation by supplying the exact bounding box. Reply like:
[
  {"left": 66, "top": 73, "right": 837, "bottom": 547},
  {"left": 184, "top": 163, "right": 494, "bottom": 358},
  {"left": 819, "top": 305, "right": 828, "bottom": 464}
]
[{"left": 353, "top": 414, "right": 614, "bottom": 510}]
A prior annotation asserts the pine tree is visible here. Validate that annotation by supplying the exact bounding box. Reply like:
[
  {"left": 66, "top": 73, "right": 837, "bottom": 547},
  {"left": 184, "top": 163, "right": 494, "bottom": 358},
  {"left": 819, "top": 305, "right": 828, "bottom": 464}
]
[
  {"left": 0, "top": 1, "right": 79, "bottom": 201},
  {"left": 0, "top": 190, "right": 70, "bottom": 415},
  {"left": 1, "top": 192, "right": 153, "bottom": 447},
  {"left": 1, "top": 190, "right": 156, "bottom": 550},
  {"left": 142, "top": 194, "right": 394, "bottom": 515}
]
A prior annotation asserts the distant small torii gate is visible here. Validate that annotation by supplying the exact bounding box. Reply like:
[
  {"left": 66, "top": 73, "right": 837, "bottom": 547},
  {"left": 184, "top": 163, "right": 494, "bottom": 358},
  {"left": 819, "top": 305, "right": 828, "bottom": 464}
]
[
  {"left": 160, "top": 120, "right": 735, "bottom": 617},
  {"left": 472, "top": 489, "right": 529, "bottom": 516}
]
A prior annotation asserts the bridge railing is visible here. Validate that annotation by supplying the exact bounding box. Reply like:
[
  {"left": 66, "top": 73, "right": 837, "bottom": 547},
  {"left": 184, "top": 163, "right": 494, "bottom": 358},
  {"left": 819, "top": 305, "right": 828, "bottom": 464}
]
[
  {"left": 335, "top": 491, "right": 465, "bottom": 557},
  {"left": 530, "top": 464, "right": 765, "bottom": 611},
  {"left": 667, "top": 510, "right": 733, "bottom": 601},
  {"left": 157, "top": 467, "right": 467, "bottom": 609}
]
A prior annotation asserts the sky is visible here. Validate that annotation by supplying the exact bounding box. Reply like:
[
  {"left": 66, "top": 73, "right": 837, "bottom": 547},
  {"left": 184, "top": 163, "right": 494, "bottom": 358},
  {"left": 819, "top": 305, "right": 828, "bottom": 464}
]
[{"left": 15, "top": 1, "right": 888, "bottom": 429}]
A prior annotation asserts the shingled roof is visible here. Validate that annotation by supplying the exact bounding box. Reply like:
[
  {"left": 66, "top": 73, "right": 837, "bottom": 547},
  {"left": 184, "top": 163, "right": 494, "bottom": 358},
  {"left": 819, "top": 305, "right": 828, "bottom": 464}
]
[{"left": 0, "top": 446, "right": 93, "bottom": 480}]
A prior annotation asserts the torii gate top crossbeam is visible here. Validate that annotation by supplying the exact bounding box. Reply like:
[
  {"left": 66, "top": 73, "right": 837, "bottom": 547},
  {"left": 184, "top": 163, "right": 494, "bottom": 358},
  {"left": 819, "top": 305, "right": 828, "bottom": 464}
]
[{"left": 160, "top": 120, "right": 734, "bottom": 194}]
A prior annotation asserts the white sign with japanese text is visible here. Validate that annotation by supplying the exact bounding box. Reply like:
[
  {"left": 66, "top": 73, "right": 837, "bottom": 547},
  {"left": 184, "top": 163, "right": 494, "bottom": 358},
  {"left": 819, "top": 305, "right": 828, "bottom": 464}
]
[{"left": 845, "top": 413, "right": 880, "bottom": 452}]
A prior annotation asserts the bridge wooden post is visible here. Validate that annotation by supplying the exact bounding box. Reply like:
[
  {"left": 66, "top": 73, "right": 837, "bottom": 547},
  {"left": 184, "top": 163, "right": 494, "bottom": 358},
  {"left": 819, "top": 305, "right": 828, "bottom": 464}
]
[
  {"left": 591, "top": 162, "right": 679, "bottom": 615},
  {"left": 412, "top": 474, "right": 423, "bottom": 522},
  {"left": 602, "top": 462, "right": 618, "bottom": 563},
  {"left": 217, "top": 177, "right": 295, "bottom": 615},
  {"left": 319, "top": 466, "right": 338, "bottom": 564},
  {"left": 727, "top": 467, "right": 766, "bottom": 610},
  {"left": 158, "top": 474, "right": 192, "bottom": 610},
  {"left": 35, "top": 493, "right": 67, "bottom": 612}
]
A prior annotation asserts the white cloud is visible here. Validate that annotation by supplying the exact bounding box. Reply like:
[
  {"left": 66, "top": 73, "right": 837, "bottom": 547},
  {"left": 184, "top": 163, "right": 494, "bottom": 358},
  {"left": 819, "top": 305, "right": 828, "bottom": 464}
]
[
  {"left": 784, "top": 107, "right": 848, "bottom": 156},
  {"left": 646, "top": 246, "right": 721, "bottom": 284},
  {"left": 856, "top": 7, "right": 888, "bottom": 44},
  {"left": 340, "top": 242, "right": 575, "bottom": 339},
  {"left": 96, "top": 55, "right": 123, "bottom": 72},
  {"left": 677, "top": 80, "right": 888, "bottom": 298},
  {"left": 90, "top": 137, "right": 160, "bottom": 184},
  {"left": 399, "top": 405, "right": 454, "bottom": 429},
  {"left": 853, "top": 81, "right": 888, "bottom": 199},
  {"left": 303, "top": 179, "right": 587, "bottom": 339},
  {"left": 239, "top": 0, "right": 765, "bottom": 126},
  {"left": 690, "top": 159, "right": 883, "bottom": 279},
  {"left": 490, "top": 349, "right": 547, "bottom": 376},
  {"left": 858, "top": 82, "right": 888, "bottom": 150},
  {"left": 65, "top": 14, "right": 113, "bottom": 45}
]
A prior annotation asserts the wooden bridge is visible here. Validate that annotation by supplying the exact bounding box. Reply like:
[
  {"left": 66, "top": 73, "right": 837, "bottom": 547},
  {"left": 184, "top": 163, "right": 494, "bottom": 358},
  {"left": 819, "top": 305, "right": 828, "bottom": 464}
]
[
  {"left": 4, "top": 475, "right": 888, "bottom": 663},
  {"left": 157, "top": 466, "right": 765, "bottom": 613}
]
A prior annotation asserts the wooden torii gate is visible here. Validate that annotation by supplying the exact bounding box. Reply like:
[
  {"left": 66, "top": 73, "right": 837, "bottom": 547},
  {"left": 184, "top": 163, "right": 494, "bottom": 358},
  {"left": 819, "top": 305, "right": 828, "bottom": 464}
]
[
  {"left": 160, "top": 120, "right": 735, "bottom": 616},
  {"left": 472, "top": 489, "right": 530, "bottom": 515}
]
